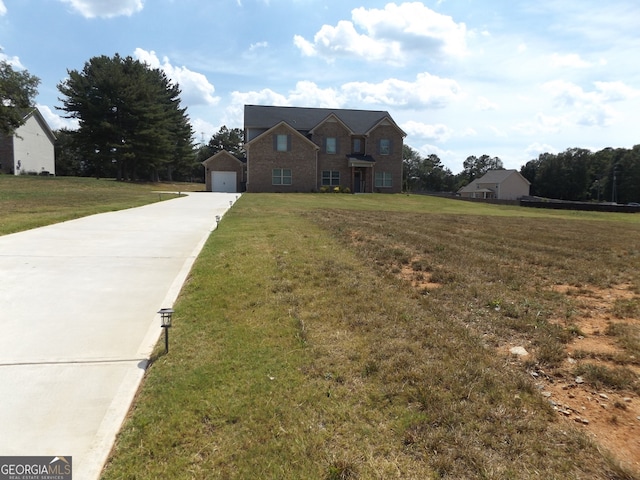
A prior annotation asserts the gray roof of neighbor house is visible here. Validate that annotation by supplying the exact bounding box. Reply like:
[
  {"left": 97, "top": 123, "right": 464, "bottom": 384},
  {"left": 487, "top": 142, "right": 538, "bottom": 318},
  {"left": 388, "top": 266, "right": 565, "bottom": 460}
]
[
  {"left": 475, "top": 169, "right": 530, "bottom": 185},
  {"left": 244, "top": 105, "right": 403, "bottom": 136}
]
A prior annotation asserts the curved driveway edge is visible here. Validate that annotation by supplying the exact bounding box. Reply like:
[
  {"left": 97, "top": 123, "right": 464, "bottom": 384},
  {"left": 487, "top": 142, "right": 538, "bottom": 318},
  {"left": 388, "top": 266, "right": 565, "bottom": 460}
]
[{"left": 0, "top": 192, "right": 239, "bottom": 479}]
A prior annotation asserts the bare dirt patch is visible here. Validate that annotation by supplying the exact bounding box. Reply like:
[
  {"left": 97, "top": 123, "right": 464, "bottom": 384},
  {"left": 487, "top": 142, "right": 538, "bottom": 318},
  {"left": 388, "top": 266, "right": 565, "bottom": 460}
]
[
  {"left": 520, "top": 285, "right": 640, "bottom": 473},
  {"left": 399, "top": 261, "right": 441, "bottom": 291}
]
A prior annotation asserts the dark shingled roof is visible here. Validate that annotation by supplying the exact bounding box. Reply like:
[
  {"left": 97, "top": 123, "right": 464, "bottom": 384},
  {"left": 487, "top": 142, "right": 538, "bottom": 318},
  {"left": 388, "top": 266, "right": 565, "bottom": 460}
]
[{"left": 244, "top": 105, "right": 396, "bottom": 136}]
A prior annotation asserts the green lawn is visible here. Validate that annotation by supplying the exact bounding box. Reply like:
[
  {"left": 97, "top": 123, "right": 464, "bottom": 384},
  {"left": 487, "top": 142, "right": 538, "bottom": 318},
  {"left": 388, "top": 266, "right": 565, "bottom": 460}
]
[
  {"left": 0, "top": 175, "right": 203, "bottom": 235},
  {"left": 2, "top": 178, "right": 636, "bottom": 478},
  {"left": 99, "top": 193, "right": 639, "bottom": 479}
]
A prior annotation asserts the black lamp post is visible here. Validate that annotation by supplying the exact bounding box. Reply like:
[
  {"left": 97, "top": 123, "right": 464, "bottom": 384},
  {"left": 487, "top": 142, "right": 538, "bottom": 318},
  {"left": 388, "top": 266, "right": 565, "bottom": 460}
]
[{"left": 158, "top": 308, "right": 174, "bottom": 353}]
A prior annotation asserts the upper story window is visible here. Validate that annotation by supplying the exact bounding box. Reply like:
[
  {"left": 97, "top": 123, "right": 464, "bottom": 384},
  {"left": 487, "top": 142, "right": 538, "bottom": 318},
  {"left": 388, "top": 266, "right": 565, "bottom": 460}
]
[
  {"left": 352, "top": 138, "right": 363, "bottom": 154},
  {"left": 275, "top": 134, "right": 290, "bottom": 152},
  {"left": 326, "top": 137, "right": 337, "bottom": 154},
  {"left": 379, "top": 139, "right": 391, "bottom": 155}
]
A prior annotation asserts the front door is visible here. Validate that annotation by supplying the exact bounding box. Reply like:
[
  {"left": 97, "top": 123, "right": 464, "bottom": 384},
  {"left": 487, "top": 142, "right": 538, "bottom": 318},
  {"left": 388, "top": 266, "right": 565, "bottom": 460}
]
[{"left": 354, "top": 170, "right": 363, "bottom": 193}]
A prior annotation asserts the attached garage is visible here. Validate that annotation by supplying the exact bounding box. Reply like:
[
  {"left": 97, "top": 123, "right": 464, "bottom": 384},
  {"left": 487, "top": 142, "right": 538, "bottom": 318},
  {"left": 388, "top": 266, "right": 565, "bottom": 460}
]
[
  {"left": 202, "top": 151, "right": 246, "bottom": 193},
  {"left": 211, "top": 171, "right": 237, "bottom": 193}
]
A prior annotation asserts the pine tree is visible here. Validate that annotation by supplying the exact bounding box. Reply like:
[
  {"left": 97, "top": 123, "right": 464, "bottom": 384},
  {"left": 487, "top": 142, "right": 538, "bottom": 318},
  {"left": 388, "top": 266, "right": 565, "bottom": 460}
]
[{"left": 58, "top": 54, "right": 194, "bottom": 181}]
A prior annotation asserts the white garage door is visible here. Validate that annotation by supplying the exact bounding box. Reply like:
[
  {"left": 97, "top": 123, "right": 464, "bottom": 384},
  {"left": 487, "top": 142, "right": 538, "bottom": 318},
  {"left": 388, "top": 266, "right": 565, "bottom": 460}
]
[{"left": 211, "top": 171, "right": 237, "bottom": 193}]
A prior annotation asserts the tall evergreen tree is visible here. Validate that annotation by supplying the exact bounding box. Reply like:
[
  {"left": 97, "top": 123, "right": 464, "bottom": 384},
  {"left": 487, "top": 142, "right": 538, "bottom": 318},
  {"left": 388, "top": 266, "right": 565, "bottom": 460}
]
[{"left": 58, "top": 54, "right": 193, "bottom": 181}]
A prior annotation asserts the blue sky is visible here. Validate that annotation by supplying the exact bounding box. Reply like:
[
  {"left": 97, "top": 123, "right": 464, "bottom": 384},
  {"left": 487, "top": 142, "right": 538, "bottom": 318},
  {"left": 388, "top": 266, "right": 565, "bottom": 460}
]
[{"left": 1, "top": 0, "right": 639, "bottom": 173}]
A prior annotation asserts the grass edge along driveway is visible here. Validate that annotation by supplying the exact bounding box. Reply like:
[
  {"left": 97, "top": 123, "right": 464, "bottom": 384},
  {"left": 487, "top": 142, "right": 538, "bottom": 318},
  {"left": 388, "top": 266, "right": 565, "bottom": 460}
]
[{"left": 101, "top": 194, "right": 638, "bottom": 480}]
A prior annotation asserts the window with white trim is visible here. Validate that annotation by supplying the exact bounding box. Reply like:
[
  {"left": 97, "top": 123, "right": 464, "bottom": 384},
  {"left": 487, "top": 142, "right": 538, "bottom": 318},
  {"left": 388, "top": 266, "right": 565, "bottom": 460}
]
[
  {"left": 375, "top": 172, "right": 393, "bottom": 188},
  {"left": 321, "top": 170, "right": 340, "bottom": 186},
  {"left": 272, "top": 168, "right": 292, "bottom": 185}
]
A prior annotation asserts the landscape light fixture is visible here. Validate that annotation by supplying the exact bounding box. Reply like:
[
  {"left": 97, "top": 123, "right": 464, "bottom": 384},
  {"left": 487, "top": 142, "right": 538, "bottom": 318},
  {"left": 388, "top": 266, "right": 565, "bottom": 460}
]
[
  {"left": 158, "top": 308, "right": 174, "bottom": 353},
  {"left": 215, "top": 215, "right": 220, "bottom": 224},
  {"left": 229, "top": 200, "right": 233, "bottom": 207}
]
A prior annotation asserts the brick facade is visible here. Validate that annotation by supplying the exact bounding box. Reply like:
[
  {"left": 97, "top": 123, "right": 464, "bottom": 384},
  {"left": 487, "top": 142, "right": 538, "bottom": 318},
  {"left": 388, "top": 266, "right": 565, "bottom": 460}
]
[
  {"left": 244, "top": 106, "right": 405, "bottom": 193},
  {"left": 246, "top": 124, "right": 318, "bottom": 193},
  {"left": 366, "top": 123, "right": 404, "bottom": 193},
  {"left": 202, "top": 151, "right": 246, "bottom": 192}
]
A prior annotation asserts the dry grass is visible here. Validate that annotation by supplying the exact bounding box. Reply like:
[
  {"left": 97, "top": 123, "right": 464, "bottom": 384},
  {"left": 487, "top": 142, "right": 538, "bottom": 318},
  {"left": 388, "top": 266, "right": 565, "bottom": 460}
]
[{"left": 101, "top": 194, "right": 640, "bottom": 479}]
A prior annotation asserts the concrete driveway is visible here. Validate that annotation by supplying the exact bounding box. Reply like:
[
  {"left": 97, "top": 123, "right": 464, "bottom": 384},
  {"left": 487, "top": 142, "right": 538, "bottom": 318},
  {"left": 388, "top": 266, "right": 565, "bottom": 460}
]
[{"left": 0, "top": 192, "right": 238, "bottom": 479}]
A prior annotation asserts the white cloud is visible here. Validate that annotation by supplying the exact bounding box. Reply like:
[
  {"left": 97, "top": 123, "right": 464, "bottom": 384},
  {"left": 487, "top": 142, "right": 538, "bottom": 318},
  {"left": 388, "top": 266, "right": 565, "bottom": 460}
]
[
  {"left": 525, "top": 142, "right": 557, "bottom": 158},
  {"left": 402, "top": 120, "right": 453, "bottom": 142},
  {"left": 294, "top": 2, "right": 467, "bottom": 64},
  {"left": 540, "top": 79, "right": 638, "bottom": 128},
  {"left": 287, "top": 81, "right": 343, "bottom": 108},
  {"left": 550, "top": 53, "right": 592, "bottom": 69},
  {"left": 294, "top": 20, "right": 403, "bottom": 65},
  {"left": 513, "top": 112, "right": 568, "bottom": 135},
  {"left": 191, "top": 117, "right": 219, "bottom": 144},
  {"left": 341, "top": 72, "right": 462, "bottom": 108},
  {"left": 594, "top": 80, "right": 640, "bottom": 102},
  {"left": 37, "top": 104, "right": 78, "bottom": 131},
  {"left": 59, "top": 0, "right": 143, "bottom": 18},
  {"left": 133, "top": 48, "right": 219, "bottom": 106},
  {"left": 0, "top": 1, "right": 7, "bottom": 16},
  {"left": 476, "top": 96, "right": 499, "bottom": 111},
  {"left": 489, "top": 126, "right": 508, "bottom": 138},
  {"left": 249, "top": 41, "right": 268, "bottom": 52},
  {"left": 227, "top": 82, "right": 343, "bottom": 126},
  {"left": 0, "top": 52, "right": 24, "bottom": 68},
  {"left": 414, "top": 143, "right": 458, "bottom": 168},
  {"left": 225, "top": 73, "right": 462, "bottom": 129}
]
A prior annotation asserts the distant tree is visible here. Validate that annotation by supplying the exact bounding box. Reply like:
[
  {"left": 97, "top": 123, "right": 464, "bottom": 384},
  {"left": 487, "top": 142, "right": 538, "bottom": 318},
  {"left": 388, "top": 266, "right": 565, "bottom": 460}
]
[
  {"left": 422, "top": 154, "right": 455, "bottom": 192},
  {"left": 209, "top": 126, "right": 244, "bottom": 158},
  {"left": 402, "top": 145, "right": 454, "bottom": 192},
  {"left": 461, "top": 154, "right": 503, "bottom": 184},
  {"left": 0, "top": 60, "right": 40, "bottom": 136},
  {"left": 54, "top": 128, "right": 88, "bottom": 176},
  {"left": 57, "top": 54, "right": 193, "bottom": 181},
  {"left": 520, "top": 158, "right": 539, "bottom": 193},
  {"left": 614, "top": 145, "right": 640, "bottom": 204},
  {"left": 195, "top": 126, "right": 245, "bottom": 162},
  {"left": 402, "top": 144, "right": 422, "bottom": 191},
  {"left": 520, "top": 146, "right": 640, "bottom": 203}
]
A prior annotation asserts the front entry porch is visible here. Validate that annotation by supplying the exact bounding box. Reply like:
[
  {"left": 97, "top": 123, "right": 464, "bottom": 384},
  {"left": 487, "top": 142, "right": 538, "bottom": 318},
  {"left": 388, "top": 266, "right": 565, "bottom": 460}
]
[{"left": 348, "top": 156, "right": 375, "bottom": 193}]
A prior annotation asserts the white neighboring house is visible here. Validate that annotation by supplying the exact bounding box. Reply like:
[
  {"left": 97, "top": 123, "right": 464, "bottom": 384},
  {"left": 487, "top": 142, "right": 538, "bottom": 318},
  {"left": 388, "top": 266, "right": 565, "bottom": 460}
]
[
  {"left": 458, "top": 169, "right": 530, "bottom": 200},
  {"left": 0, "top": 108, "right": 56, "bottom": 176}
]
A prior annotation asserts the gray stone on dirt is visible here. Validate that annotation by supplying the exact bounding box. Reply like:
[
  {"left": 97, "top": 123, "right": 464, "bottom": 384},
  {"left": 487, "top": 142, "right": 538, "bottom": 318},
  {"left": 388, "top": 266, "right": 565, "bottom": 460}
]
[{"left": 510, "top": 346, "right": 529, "bottom": 356}]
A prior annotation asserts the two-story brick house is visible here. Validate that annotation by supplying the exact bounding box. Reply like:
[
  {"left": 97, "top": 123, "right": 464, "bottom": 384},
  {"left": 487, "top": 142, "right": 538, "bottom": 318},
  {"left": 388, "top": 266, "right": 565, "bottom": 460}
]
[{"left": 244, "top": 105, "right": 405, "bottom": 193}]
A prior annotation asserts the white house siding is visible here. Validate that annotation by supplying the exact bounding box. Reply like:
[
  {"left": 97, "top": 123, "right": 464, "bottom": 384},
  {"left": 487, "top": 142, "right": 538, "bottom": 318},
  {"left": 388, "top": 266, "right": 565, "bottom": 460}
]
[{"left": 13, "top": 114, "right": 55, "bottom": 175}]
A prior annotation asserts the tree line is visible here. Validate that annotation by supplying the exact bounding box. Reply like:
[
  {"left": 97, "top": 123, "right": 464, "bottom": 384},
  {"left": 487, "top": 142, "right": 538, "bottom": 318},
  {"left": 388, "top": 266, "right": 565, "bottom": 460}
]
[
  {"left": 403, "top": 145, "right": 504, "bottom": 193},
  {"left": 521, "top": 146, "right": 640, "bottom": 204},
  {"left": 403, "top": 145, "right": 640, "bottom": 203}
]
